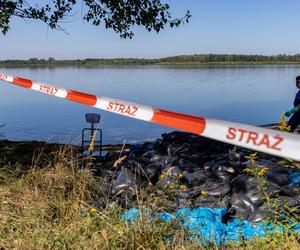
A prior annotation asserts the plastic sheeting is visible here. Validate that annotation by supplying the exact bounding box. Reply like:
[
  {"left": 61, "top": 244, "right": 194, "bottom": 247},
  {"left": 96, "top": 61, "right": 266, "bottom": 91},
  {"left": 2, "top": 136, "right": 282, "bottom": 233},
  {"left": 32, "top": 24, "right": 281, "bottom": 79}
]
[
  {"left": 122, "top": 207, "right": 300, "bottom": 245},
  {"left": 290, "top": 172, "right": 300, "bottom": 189}
]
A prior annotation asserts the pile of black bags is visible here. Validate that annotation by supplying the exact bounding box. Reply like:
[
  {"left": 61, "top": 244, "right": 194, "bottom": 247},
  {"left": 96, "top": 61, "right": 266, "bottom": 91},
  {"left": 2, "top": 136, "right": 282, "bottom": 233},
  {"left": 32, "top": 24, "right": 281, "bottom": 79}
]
[{"left": 99, "top": 131, "right": 300, "bottom": 224}]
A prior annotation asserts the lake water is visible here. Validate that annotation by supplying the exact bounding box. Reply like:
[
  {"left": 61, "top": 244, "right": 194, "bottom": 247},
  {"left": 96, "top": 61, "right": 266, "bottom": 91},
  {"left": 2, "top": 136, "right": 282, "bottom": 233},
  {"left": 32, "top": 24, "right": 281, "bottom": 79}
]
[{"left": 0, "top": 65, "right": 298, "bottom": 144}]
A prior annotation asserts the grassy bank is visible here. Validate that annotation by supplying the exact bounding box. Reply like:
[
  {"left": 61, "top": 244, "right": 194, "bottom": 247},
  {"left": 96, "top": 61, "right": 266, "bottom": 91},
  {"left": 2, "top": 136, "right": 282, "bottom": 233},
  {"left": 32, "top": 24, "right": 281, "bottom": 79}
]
[{"left": 0, "top": 141, "right": 299, "bottom": 249}]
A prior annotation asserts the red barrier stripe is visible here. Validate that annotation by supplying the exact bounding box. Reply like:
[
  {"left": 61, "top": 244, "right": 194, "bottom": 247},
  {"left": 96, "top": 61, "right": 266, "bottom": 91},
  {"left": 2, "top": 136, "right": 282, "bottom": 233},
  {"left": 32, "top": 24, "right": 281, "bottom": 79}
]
[
  {"left": 13, "top": 77, "right": 33, "bottom": 88},
  {"left": 151, "top": 109, "right": 206, "bottom": 134},
  {"left": 66, "top": 90, "right": 97, "bottom": 106}
]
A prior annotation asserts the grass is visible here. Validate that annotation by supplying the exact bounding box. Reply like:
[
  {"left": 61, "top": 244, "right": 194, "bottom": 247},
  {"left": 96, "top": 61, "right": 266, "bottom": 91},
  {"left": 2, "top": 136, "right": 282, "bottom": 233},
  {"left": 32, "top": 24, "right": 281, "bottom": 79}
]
[{"left": 0, "top": 145, "right": 299, "bottom": 249}]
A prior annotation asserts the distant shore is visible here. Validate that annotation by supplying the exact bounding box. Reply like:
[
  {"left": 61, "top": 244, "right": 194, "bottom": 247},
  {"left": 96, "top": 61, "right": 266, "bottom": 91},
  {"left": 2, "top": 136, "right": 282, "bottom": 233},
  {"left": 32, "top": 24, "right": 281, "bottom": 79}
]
[{"left": 2, "top": 53, "right": 300, "bottom": 67}]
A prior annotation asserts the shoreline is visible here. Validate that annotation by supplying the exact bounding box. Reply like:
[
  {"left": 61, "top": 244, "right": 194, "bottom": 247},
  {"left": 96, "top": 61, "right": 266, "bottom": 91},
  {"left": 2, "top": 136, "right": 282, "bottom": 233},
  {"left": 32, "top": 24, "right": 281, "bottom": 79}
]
[
  {"left": 3, "top": 62, "right": 300, "bottom": 68},
  {"left": 0, "top": 139, "right": 128, "bottom": 167},
  {"left": 1, "top": 130, "right": 299, "bottom": 167}
]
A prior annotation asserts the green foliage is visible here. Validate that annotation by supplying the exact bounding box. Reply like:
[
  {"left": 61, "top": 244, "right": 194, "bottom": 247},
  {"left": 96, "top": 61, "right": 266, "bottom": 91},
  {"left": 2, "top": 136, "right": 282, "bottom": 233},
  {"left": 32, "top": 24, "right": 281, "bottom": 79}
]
[
  {"left": 3, "top": 53, "right": 300, "bottom": 67},
  {"left": 0, "top": 0, "right": 191, "bottom": 38},
  {"left": 159, "top": 53, "right": 300, "bottom": 64}
]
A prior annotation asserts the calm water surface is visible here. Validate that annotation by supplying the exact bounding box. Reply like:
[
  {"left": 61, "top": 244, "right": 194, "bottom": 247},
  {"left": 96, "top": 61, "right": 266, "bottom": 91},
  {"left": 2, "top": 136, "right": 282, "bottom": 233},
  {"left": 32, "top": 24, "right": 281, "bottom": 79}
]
[{"left": 0, "top": 65, "right": 298, "bottom": 144}]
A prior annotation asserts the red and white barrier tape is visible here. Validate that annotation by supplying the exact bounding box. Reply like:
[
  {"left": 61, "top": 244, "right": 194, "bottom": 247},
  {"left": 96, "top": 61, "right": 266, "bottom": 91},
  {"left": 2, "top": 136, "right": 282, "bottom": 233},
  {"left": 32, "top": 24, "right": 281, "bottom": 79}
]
[{"left": 1, "top": 73, "right": 300, "bottom": 161}]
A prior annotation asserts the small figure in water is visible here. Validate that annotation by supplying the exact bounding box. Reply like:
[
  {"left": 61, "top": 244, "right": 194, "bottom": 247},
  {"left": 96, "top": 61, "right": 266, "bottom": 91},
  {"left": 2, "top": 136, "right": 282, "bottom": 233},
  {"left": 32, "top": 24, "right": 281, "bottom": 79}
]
[{"left": 285, "top": 76, "right": 300, "bottom": 132}]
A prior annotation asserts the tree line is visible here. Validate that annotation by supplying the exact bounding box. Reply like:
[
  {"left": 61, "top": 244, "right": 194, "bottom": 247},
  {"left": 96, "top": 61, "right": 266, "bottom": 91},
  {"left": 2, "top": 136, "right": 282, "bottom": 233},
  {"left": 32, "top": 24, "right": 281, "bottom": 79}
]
[{"left": 2, "top": 54, "right": 300, "bottom": 67}]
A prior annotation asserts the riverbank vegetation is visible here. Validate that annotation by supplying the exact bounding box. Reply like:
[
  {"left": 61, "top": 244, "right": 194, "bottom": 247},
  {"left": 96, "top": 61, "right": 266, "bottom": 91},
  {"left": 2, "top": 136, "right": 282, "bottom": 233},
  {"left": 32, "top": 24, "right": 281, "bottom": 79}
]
[
  {"left": 3, "top": 54, "right": 300, "bottom": 68},
  {"left": 0, "top": 140, "right": 299, "bottom": 249}
]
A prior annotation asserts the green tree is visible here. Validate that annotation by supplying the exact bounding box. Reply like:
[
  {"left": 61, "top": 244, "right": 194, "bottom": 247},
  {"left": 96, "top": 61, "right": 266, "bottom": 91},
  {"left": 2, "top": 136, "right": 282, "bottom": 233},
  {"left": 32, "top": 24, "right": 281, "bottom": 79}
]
[{"left": 0, "top": 0, "right": 191, "bottom": 38}]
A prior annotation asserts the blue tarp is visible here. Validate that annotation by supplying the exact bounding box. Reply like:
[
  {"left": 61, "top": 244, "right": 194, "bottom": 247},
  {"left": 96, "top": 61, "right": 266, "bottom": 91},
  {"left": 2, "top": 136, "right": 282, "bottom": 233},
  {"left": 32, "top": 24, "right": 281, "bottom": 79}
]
[
  {"left": 122, "top": 207, "right": 300, "bottom": 245},
  {"left": 290, "top": 172, "right": 300, "bottom": 189}
]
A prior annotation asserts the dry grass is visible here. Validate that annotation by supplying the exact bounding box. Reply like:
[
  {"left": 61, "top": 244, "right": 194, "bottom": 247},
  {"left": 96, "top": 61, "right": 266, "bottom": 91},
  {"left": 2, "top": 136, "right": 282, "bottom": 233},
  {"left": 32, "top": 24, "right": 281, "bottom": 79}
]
[{"left": 0, "top": 145, "right": 299, "bottom": 250}]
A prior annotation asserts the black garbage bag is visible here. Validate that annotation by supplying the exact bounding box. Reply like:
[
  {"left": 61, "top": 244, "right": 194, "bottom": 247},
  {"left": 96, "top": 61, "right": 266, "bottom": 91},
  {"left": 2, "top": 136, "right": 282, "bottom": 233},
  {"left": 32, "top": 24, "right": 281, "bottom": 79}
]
[
  {"left": 140, "top": 163, "right": 161, "bottom": 183},
  {"left": 228, "top": 147, "right": 245, "bottom": 164},
  {"left": 130, "top": 142, "right": 155, "bottom": 156},
  {"left": 229, "top": 192, "right": 257, "bottom": 220},
  {"left": 112, "top": 167, "right": 143, "bottom": 207},
  {"left": 150, "top": 154, "right": 177, "bottom": 166},
  {"left": 177, "top": 192, "right": 192, "bottom": 208},
  {"left": 142, "top": 149, "right": 156, "bottom": 159},
  {"left": 247, "top": 209, "right": 273, "bottom": 224},
  {"left": 181, "top": 169, "right": 214, "bottom": 187},
  {"left": 228, "top": 173, "right": 298, "bottom": 220},
  {"left": 266, "top": 169, "right": 290, "bottom": 187},
  {"left": 205, "top": 162, "right": 237, "bottom": 182},
  {"left": 161, "top": 131, "right": 193, "bottom": 145},
  {"left": 192, "top": 194, "right": 231, "bottom": 208},
  {"left": 96, "top": 131, "right": 300, "bottom": 222},
  {"left": 183, "top": 153, "right": 208, "bottom": 167},
  {"left": 191, "top": 182, "right": 231, "bottom": 198},
  {"left": 252, "top": 159, "right": 291, "bottom": 186}
]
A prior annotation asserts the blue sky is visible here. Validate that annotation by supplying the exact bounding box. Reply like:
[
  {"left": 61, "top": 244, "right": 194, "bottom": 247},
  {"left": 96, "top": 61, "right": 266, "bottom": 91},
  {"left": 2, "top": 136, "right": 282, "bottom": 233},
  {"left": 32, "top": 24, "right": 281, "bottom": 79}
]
[{"left": 1, "top": 0, "right": 300, "bottom": 59}]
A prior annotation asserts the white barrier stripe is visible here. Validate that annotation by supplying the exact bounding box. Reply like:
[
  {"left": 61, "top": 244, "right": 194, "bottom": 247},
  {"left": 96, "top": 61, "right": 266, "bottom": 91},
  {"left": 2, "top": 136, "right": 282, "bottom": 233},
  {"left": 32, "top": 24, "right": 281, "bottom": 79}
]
[
  {"left": 6, "top": 75, "right": 14, "bottom": 83},
  {"left": 94, "top": 97, "right": 154, "bottom": 121},
  {"left": 203, "top": 118, "right": 300, "bottom": 160},
  {"left": 31, "top": 82, "right": 68, "bottom": 98}
]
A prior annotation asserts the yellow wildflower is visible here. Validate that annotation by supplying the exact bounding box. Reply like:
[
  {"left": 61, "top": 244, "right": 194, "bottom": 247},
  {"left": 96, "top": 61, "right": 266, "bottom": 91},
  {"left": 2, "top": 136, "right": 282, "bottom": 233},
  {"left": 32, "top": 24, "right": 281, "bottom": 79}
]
[
  {"left": 159, "top": 173, "right": 167, "bottom": 180},
  {"left": 90, "top": 208, "right": 97, "bottom": 213},
  {"left": 245, "top": 152, "right": 258, "bottom": 160},
  {"left": 278, "top": 113, "right": 291, "bottom": 132},
  {"left": 113, "top": 224, "right": 124, "bottom": 236},
  {"left": 201, "top": 191, "right": 208, "bottom": 197},
  {"left": 243, "top": 168, "right": 253, "bottom": 174},
  {"left": 257, "top": 167, "right": 268, "bottom": 177}
]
